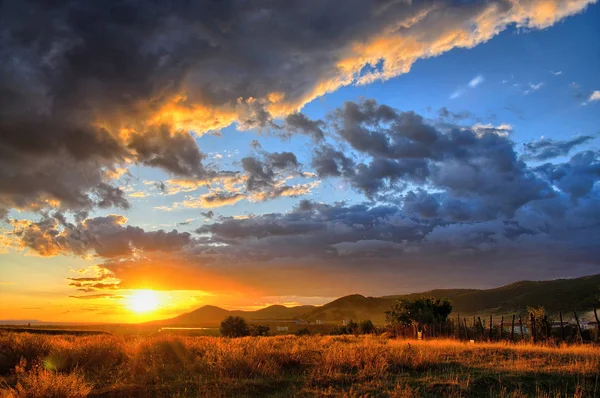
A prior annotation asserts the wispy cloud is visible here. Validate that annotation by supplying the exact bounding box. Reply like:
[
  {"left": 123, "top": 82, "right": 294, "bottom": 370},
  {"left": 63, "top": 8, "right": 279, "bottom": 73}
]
[
  {"left": 468, "top": 75, "right": 484, "bottom": 88},
  {"left": 450, "top": 89, "right": 465, "bottom": 99},
  {"left": 550, "top": 70, "right": 563, "bottom": 76},
  {"left": 524, "top": 82, "right": 544, "bottom": 95},
  {"left": 450, "top": 74, "right": 484, "bottom": 99},
  {"left": 580, "top": 90, "right": 600, "bottom": 106}
]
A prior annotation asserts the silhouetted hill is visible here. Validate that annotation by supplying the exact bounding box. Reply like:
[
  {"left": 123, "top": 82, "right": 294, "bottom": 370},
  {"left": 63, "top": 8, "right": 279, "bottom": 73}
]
[
  {"left": 150, "top": 274, "right": 600, "bottom": 326},
  {"left": 149, "top": 304, "right": 317, "bottom": 327}
]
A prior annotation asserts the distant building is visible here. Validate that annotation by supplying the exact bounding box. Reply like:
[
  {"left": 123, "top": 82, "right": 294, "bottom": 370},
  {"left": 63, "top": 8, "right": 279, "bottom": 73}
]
[
  {"left": 505, "top": 325, "right": 529, "bottom": 334},
  {"left": 276, "top": 326, "right": 289, "bottom": 332},
  {"left": 342, "top": 320, "right": 350, "bottom": 325},
  {"left": 314, "top": 320, "right": 324, "bottom": 325},
  {"left": 296, "top": 319, "right": 308, "bottom": 325},
  {"left": 581, "top": 321, "right": 598, "bottom": 330}
]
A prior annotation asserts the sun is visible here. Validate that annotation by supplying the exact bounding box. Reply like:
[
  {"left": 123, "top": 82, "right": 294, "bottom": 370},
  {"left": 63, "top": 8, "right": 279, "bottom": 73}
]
[{"left": 128, "top": 290, "right": 160, "bottom": 313}]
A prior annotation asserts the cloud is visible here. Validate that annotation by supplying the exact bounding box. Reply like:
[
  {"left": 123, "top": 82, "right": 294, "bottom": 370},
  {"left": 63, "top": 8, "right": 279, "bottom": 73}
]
[
  {"left": 468, "top": 75, "right": 484, "bottom": 88},
  {"left": 589, "top": 91, "right": 600, "bottom": 102},
  {"left": 9, "top": 213, "right": 192, "bottom": 258},
  {"left": 181, "top": 191, "right": 247, "bottom": 208},
  {"left": 69, "top": 294, "right": 123, "bottom": 300},
  {"left": 0, "top": 0, "right": 593, "bottom": 216},
  {"left": 524, "top": 82, "right": 544, "bottom": 95},
  {"left": 310, "top": 99, "right": 550, "bottom": 217},
  {"left": 550, "top": 70, "right": 563, "bottom": 76},
  {"left": 523, "top": 135, "right": 596, "bottom": 161},
  {"left": 450, "top": 74, "right": 484, "bottom": 99},
  {"left": 450, "top": 88, "right": 466, "bottom": 99}
]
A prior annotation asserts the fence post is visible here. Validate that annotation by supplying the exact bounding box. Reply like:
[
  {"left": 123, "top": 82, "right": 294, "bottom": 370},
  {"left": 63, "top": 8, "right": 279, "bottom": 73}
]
[
  {"left": 573, "top": 311, "right": 584, "bottom": 342},
  {"left": 464, "top": 318, "right": 470, "bottom": 340},
  {"left": 519, "top": 315, "right": 524, "bottom": 341},
  {"left": 593, "top": 307, "right": 600, "bottom": 342},
  {"left": 457, "top": 314, "right": 461, "bottom": 339},
  {"left": 530, "top": 312, "right": 536, "bottom": 343},
  {"left": 478, "top": 317, "right": 484, "bottom": 340},
  {"left": 510, "top": 314, "right": 515, "bottom": 341},
  {"left": 559, "top": 311, "right": 565, "bottom": 342},
  {"left": 489, "top": 315, "right": 493, "bottom": 341},
  {"left": 543, "top": 314, "right": 551, "bottom": 341},
  {"left": 500, "top": 316, "right": 504, "bottom": 340}
]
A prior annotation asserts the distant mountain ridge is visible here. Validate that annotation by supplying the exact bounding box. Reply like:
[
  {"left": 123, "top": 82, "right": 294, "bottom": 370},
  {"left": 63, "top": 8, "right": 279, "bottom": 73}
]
[{"left": 150, "top": 274, "right": 600, "bottom": 326}]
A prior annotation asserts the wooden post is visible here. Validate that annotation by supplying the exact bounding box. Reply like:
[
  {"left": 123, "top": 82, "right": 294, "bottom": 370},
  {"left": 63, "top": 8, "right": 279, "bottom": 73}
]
[
  {"left": 519, "top": 316, "right": 524, "bottom": 340},
  {"left": 489, "top": 315, "right": 493, "bottom": 340},
  {"left": 457, "top": 314, "right": 461, "bottom": 339},
  {"left": 500, "top": 316, "right": 504, "bottom": 340},
  {"left": 593, "top": 308, "right": 600, "bottom": 341},
  {"left": 559, "top": 310, "right": 565, "bottom": 342},
  {"left": 464, "top": 318, "right": 470, "bottom": 340},
  {"left": 573, "top": 311, "right": 584, "bottom": 342},
  {"left": 510, "top": 314, "right": 515, "bottom": 341},
  {"left": 530, "top": 312, "right": 536, "bottom": 343},
  {"left": 478, "top": 317, "right": 484, "bottom": 339},
  {"left": 543, "top": 315, "right": 551, "bottom": 341}
]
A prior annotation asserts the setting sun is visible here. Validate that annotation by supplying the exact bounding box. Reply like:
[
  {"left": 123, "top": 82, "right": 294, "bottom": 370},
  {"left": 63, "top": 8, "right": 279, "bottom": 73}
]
[{"left": 128, "top": 290, "right": 160, "bottom": 313}]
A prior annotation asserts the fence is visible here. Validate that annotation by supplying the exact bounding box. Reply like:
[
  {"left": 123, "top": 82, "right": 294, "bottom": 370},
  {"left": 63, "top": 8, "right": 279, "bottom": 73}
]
[{"left": 389, "top": 308, "right": 600, "bottom": 344}]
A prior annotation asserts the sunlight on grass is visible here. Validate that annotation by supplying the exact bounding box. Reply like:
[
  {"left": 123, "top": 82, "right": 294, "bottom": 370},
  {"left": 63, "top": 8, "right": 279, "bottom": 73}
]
[{"left": 2, "top": 333, "right": 600, "bottom": 396}]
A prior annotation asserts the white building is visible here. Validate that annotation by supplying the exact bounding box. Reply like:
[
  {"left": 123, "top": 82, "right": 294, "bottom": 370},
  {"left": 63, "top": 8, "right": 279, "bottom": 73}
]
[
  {"left": 314, "top": 320, "right": 324, "bottom": 325},
  {"left": 276, "top": 326, "right": 289, "bottom": 332}
]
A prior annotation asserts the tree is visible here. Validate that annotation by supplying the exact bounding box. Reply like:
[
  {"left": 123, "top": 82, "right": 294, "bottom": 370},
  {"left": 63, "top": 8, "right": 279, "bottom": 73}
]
[
  {"left": 359, "top": 320, "right": 375, "bottom": 334},
  {"left": 385, "top": 297, "right": 452, "bottom": 331},
  {"left": 220, "top": 316, "right": 250, "bottom": 337},
  {"left": 296, "top": 328, "right": 311, "bottom": 336},
  {"left": 249, "top": 324, "right": 270, "bottom": 336},
  {"left": 527, "top": 306, "right": 552, "bottom": 341}
]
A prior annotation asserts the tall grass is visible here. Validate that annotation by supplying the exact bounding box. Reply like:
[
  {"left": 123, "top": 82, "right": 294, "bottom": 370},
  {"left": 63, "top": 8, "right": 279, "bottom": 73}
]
[{"left": 1, "top": 333, "right": 599, "bottom": 397}]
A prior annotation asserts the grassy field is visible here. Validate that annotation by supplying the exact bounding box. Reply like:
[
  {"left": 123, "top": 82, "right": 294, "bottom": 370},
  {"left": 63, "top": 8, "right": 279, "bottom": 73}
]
[{"left": 1, "top": 332, "right": 599, "bottom": 397}]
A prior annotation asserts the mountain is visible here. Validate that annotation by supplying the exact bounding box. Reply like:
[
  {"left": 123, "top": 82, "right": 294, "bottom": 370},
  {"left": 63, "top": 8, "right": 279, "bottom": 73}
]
[
  {"left": 148, "top": 304, "right": 317, "bottom": 327},
  {"left": 150, "top": 274, "right": 600, "bottom": 326}
]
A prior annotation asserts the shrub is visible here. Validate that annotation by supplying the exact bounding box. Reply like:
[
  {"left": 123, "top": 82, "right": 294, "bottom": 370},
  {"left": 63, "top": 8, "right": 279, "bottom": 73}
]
[
  {"left": 249, "top": 324, "right": 270, "bottom": 336},
  {"left": 296, "top": 328, "right": 311, "bottom": 336},
  {"left": 359, "top": 320, "right": 375, "bottom": 334},
  {"left": 5, "top": 369, "right": 92, "bottom": 398},
  {"left": 220, "top": 316, "right": 250, "bottom": 337}
]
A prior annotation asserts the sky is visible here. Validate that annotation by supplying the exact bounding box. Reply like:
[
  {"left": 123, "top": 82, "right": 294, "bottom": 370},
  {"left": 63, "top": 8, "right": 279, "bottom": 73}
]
[{"left": 0, "top": 0, "right": 599, "bottom": 323}]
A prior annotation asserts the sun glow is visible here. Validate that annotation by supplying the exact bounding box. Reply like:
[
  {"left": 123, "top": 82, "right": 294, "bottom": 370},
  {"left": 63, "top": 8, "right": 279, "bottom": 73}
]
[{"left": 128, "top": 290, "right": 160, "bottom": 313}]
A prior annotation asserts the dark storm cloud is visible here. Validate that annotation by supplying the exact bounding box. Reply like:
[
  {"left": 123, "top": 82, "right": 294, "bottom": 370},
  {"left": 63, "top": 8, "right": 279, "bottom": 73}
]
[
  {"left": 0, "top": 0, "right": 592, "bottom": 216},
  {"left": 536, "top": 151, "right": 600, "bottom": 200},
  {"left": 127, "top": 126, "right": 211, "bottom": 178},
  {"left": 311, "top": 99, "right": 552, "bottom": 218},
  {"left": 10, "top": 213, "right": 192, "bottom": 258},
  {"left": 523, "top": 135, "right": 596, "bottom": 161},
  {"left": 239, "top": 144, "right": 317, "bottom": 201},
  {"left": 283, "top": 113, "right": 326, "bottom": 141},
  {"left": 311, "top": 145, "right": 355, "bottom": 178}
]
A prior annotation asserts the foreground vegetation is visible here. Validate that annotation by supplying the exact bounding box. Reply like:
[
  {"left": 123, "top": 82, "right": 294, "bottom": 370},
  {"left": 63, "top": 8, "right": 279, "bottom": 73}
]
[{"left": 2, "top": 333, "right": 600, "bottom": 397}]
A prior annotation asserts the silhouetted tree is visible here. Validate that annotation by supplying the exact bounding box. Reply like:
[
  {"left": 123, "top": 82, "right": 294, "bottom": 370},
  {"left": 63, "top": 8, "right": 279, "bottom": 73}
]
[
  {"left": 249, "top": 324, "right": 270, "bottom": 336},
  {"left": 296, "top": 328, "right": 311, "bottom": 336},
  {"left": 220, "top": 316, "right": 250, "bottom": 337},
  {"left": 527, "top": 306, "right": 552, "bottom": 341},
  {"left": 386, "top": 297, "right": 452, "bottom": 332},
  {"left": 359, "top": 320, "right": 375, "bottom": 334}
]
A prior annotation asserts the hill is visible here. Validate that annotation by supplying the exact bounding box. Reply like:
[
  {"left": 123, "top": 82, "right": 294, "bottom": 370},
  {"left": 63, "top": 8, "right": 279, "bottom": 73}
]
[
  {"left": 149, "top": 304, "right": 317, "bottom": 327},
  {"left": 150, "top": 274, "right": 600, "bottom": 326}
]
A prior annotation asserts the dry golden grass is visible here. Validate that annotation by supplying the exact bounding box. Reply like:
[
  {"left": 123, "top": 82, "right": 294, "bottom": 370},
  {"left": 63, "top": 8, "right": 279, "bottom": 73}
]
[{"left": 1, "top": 332, "right": 599, "bottom": 397}]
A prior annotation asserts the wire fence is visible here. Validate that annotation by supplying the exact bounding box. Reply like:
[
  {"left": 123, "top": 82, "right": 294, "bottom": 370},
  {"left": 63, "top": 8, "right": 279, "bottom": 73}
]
[{"left": 388, "top": 308, "right": 600, "bottom": 344}]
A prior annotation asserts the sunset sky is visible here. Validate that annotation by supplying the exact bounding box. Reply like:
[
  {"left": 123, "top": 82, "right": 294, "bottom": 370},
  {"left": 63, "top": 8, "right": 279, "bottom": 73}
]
[{"left": 1, "top": 0, "right": 599, "bottom": 323}]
